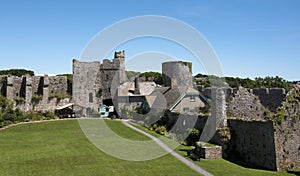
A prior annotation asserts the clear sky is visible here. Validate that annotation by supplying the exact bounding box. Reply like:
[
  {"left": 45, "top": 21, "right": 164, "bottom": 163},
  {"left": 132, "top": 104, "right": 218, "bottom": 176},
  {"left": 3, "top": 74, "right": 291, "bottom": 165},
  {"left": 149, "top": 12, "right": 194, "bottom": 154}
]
[{"left": 0, "top": 0, "right": 299, "bottom": 81}]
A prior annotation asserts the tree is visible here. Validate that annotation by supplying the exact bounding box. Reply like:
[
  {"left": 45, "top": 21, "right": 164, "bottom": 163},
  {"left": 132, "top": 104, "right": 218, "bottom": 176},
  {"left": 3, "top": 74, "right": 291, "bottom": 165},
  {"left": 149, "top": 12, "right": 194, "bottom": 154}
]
[
  {"left": 139, "top": 71, "right": 162, "bottom": 84},
  {"left": 0, "top": 69, "right": 34, "bottom": 76}
]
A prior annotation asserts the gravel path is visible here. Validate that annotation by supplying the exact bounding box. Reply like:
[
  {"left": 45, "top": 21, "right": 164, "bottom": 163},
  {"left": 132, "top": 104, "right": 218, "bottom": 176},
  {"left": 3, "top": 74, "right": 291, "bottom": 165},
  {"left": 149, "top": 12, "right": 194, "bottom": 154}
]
[{"left": 122, "top": 120, "right": 213, "bottom": 176}]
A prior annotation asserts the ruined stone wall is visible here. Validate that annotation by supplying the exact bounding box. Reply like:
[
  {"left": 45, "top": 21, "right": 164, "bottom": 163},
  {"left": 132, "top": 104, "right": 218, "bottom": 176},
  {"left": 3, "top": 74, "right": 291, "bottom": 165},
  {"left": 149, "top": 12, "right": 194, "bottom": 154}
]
[
  {"left": 0, "top": 75, "right": 70, "bottom": 112},
  {"left": 6, "top": 76, "right": 25, "bottom": 100},
  {"left": 274, "top": 83, "right": 300, "bottom": 170},
  {"left": 252, "top": 88, "right": 286, "bottom": 112},
  {"left": 227, "top": 119, "right": 277, "bottom": 170},
  {"left": 31, "top": 76, "right": 43, "bottom": 95},
  {"left": 196, "top": 86, "right": 237, "bottom": 101},
  {"left": 227, "top": 87, "right": 265, "bottom": 120},
  {"left": 274, "top": 117, "right": 300, "bottom": 170},
  {"left": 49, "top": 76, "right": 68, "bottom": 95},
  {"left": 197, "top": 86, "right": 285, "bottom": 112}
]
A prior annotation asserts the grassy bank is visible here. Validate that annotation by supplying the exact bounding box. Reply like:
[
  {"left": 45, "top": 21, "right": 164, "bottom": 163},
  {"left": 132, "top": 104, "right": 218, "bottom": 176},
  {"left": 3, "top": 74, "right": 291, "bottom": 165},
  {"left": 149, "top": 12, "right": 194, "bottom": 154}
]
[{"left": 0, "top": 119, "right": 200, "bottom": 176}]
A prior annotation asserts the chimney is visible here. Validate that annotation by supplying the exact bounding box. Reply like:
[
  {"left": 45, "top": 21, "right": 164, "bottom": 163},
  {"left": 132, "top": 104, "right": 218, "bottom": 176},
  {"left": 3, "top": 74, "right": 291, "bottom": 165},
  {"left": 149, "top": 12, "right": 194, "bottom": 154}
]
[
  {"left": 134, "top": 77, "right": 140, "bottom": 94},
  {"left": 171, "top": 76, "right": 177, "bottom": 88}
]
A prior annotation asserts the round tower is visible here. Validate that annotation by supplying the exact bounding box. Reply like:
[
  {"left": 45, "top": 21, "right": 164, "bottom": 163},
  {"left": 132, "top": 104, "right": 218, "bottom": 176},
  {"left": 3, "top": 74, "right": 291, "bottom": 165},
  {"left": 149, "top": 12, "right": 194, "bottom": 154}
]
[{"left": 162, "top": 61, "right": 193, "bottom": 88}]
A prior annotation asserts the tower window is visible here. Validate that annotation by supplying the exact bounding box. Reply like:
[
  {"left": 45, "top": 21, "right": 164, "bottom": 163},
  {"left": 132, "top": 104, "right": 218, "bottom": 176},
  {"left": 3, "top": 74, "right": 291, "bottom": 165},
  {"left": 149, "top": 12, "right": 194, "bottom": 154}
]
[{"left": 89, "top": 93, "right": 93, "bottom": 103}]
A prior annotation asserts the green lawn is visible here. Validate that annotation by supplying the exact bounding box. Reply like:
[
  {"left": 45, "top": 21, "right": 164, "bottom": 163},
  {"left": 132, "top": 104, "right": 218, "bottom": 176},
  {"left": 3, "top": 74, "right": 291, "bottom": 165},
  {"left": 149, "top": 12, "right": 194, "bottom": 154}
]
[
  {"left": 131, "top": 122, "right": 300, "bottom": 176},
  {"left": 0, "top": 119, "right": 200, "bottom": 176}
]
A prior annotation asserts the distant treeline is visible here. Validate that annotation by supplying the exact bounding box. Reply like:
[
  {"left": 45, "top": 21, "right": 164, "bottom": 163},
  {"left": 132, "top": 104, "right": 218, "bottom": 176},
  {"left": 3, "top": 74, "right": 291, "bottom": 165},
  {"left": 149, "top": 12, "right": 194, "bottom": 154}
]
[
  {"left": 195, "top": 73, "right": 296, "bottom": 91},
  {"left": 0, "top": 69, "right": 34, "bottom": 77},
  {"left": 1, "top": 68, "right": 296, "bottom": 91}
]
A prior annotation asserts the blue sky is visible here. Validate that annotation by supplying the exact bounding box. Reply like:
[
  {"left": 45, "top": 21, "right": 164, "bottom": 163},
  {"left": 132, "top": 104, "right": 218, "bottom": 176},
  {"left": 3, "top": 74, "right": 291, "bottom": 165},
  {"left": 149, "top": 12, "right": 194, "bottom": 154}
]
[{"left": 0, "top": 0, "right": 299, "bottom": 81}]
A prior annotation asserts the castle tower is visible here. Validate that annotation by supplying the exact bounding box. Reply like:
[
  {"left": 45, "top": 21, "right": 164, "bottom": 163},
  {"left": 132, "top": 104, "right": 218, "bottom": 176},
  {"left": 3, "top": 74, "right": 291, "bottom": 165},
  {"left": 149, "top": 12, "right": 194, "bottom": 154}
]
[
  {"left": 162, "top": 61, "right": 193, "bottom": 96},
  {"left": 100, "top": 51, "right": 126, "bottom": 104},
  {"left": 73, "top": 59, "right": 101, "bottom": 116},
  {"left": 72, "top": 50, "right": 126, "bottom": 116}
]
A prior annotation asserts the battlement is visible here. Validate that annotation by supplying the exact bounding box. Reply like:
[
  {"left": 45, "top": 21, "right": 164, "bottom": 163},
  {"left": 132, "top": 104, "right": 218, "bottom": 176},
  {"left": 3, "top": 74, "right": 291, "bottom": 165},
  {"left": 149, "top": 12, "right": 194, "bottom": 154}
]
[
  {"left": 100, "top": 58, "right": 122, "bottom": 70},
  {"left": 196, "top": 86, "right": 286, "bottom": 112}
]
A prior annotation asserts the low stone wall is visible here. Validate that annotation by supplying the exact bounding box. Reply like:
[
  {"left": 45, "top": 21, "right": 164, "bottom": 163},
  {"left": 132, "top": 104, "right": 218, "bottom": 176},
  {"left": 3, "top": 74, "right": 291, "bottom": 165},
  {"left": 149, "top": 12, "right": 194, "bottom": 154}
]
[{"left": 199, "top": 145, "right": 222, "bottom": 159}]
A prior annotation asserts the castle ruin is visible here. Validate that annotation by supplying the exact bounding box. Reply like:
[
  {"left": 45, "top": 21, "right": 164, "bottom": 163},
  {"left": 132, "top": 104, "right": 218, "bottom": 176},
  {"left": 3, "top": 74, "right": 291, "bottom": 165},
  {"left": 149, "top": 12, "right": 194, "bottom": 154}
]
[
  {"left": 0, "top": 75, "right": 71, "bottom": 112},
  {"left": 72, "top": 50, "right": 126, "bottom": 116}
]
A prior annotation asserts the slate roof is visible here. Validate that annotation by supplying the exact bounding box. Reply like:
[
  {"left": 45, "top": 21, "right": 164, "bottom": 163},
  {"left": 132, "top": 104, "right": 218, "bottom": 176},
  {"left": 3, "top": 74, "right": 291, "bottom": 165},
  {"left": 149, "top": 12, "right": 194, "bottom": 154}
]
[
  {"left": 118, "top": 81, "right": 156, "bottom": 96},
  {"left": 147, "top": 86, "right": 202, "bottom": 110}
]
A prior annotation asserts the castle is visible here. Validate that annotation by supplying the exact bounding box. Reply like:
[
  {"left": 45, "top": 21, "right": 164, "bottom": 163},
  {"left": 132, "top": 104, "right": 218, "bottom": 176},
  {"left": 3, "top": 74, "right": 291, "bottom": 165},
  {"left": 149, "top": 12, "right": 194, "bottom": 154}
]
[{"left": 0, "top": 50, "right": 299, "bottom": 171}]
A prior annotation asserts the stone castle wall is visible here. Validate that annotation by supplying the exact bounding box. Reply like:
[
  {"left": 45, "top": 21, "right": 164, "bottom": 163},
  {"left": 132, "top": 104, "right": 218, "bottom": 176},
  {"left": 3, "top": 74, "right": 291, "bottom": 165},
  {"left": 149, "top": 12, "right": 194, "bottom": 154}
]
[
  {"left": 49, "top": 76, "right": 68, "bottom": 95},
  {"left": 227, "top": 119, "right": 277, "bottom": 170},
  {"left": 227, "top": 87, "right": 265, "bottom": 120},
  {"left": 197, "top": 86, "right": 286, "bottom": 112},
  {"left": 252, "top": 88, "right": 286, "bottom": 112},
  {"left": 274, "top": 83, "right": 300, "bottom": 170},
  {"left": 0, "top": 75, "right": 70, "bottom": 112},
  {"left": 274, "top": 117, "right": 300, "bottom": 170},
  {"left": 196, "top": 83, "right": 299, "bottom": 171}
]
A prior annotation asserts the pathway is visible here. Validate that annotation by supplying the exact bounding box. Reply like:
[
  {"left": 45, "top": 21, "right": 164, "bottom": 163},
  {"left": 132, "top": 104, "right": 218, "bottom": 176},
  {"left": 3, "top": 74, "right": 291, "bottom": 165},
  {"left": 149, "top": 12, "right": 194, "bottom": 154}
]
[{"left": 122, "top": 120, "right": 213, "bottom": 176}]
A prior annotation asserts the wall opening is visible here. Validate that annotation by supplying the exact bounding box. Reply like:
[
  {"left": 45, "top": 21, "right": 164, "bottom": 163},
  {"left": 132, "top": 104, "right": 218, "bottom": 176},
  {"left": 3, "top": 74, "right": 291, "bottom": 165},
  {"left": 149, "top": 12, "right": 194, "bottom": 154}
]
[{"left": 89, "top": 93, "right": 93, "bottom": 103}]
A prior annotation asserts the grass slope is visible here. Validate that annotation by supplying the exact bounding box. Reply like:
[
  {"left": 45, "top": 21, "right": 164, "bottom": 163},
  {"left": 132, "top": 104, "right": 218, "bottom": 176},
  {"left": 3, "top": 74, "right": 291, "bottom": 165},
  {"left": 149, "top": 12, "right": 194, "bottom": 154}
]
[{"left": 0, "top": 119, "right": 200, "bottom": 176}]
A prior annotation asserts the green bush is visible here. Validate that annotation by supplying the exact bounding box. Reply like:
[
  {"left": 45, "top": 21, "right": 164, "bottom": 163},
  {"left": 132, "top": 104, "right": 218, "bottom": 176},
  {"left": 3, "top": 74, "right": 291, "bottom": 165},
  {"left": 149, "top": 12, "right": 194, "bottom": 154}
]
[
  {"left": 0, "top": 120, "right": 12, "bottom": 128},
  {"left": 14, "top": 97, "right": 25, "bottom": 103},
  {"left": 155, "top": 125, "right": 167, "bottom": 135},
  {"left": 42, "top": 111, "right": 57, "bottom": 120},
  {"left": 14, "top": 108, "right": 26, "bottom": 123},
  {"left": 48, "top": 93, "right": 71, "bottom": 100},
  {"left": 274, "top": 108, "right": 285, "bottom": 127},
  {"left": 185, "top": 128, "right": 200, "bottom": 146},
  {"left": 25, "top": 111, "right": 43, "bottom": 121},
  {"left": 32, "top": 94, "right": 42, "bottom": 101},
  {"left": 0, "top": 95, "right": 9, "bottom": 110}
]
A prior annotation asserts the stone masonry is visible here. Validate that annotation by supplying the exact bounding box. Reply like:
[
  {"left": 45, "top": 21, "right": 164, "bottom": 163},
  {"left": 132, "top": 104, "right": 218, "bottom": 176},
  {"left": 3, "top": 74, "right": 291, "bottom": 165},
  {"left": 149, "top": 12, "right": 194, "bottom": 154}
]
[
  {"left": 274, "top": 82, "right": 300, "bottom": 170},
  {"left": 0, "top": 75, "right": 71, "bottom": 112},
  {"left": 72, "top": 50, "right": 126, "bottom": 116},
  {"left": 227, "top": 86, "right": 265, "bottom": 120}
]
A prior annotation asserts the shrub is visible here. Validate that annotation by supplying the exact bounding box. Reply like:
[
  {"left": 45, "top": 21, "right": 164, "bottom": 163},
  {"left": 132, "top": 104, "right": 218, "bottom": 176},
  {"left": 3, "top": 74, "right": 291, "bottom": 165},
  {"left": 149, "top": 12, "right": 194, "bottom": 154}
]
[
  {"left": 42, "top": 110, "right": 57, "bottom": 120},
  {"left": 0, "top": 95, "right": 9, "bottom": 110},
  {"left": 32, "top": 94, "right": 42, "bottom": 101},
  {"left": 185, "top": 128, "right": 200, "bottom": 146},
  {"left": 25, "top": 111, "right": 43, "bottom": 121},
  {"left": 274, "top": 108, "right": 285, "bottom": 127},
  {"left": 48, "top": 93, "right": 71, "bottom": 100},
  {"left": 14, "top": 97, "right": 25, "bottom": 103},
  {"left": 2, "top": 112, "right": 15, "bottom": 122},
  {"left": 0, "top": 120, "right": 12, "bottom": 128},
  {"left": 155, "top": 126, "right": 167, "bottom": 135},
  {"left": 14, "top": 108, "right": 26, "bottom": 122}
]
